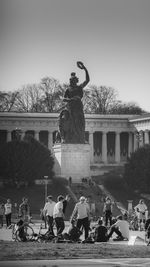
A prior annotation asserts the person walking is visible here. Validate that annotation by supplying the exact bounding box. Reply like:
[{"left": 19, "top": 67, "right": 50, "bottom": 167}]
[
  {"left": 43, "top": 195, "right": 56, "bottom": 236},
  {"left": 70, "top": 196, "right": 90, "bottom": 241},
  {"left": 53, "top": 195, "right": 65, "bottom": 237},
  {"left": 4, "top": 199, "right": 12, "bottom": 228}
]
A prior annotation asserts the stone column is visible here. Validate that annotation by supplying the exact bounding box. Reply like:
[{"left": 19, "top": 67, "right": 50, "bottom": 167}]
[
  {"left": 102, "top": 131, "right": 107, "bottom": 163},
  {"left": 144, "top": 130, "right": 149, "bottom": 145},
  {"left": 139, "top": 131, "right": 144, "bottom": 147},
  {"left": 48, "top": 131, "right": 53, "bottom": 150},
  {"left": 128, "top": 132, "right": 133, "bottom": 157},
  {"left": 133, "top": 132, "right": 138, "bottom": 151},
  {"left": 34, "top": 130, "right": 40, "bottom": 141},
  {"left": 115, "top": 131, "right": 120, "bottom": 163},
  {"left": 89, "top": 131, "right": 94, "bottom": 163},
  {"left": 7, "top": 130, "right": 12, "bottom": 142}
]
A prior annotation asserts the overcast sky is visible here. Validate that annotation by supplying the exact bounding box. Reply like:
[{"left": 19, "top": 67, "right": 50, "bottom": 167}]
[{"left": 0, "top": 0, "right": 150, "bottom": 112}]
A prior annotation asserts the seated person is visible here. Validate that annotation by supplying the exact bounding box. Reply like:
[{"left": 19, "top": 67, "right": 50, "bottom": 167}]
[
  {"left": 107, "top": 215, "right": 129, "bottom": 241},
  {"left": 93, "top": 218, "right": 108, "bottom": 242},
  {"left": 68, "top": 220, "right": 82, "bottom": 242},
  {"left": 16, "top": 219, "right": 27, "bottom": 242}
]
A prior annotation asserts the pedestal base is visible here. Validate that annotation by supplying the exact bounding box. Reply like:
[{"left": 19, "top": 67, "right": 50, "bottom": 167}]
[{"left": 53, "top": 143, "right": 91, "bottom": 183}]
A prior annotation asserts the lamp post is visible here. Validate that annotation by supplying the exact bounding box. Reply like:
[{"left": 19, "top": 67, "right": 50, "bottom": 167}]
[{"left": 44, "top": 175, "right": 48, "bottom": 202}]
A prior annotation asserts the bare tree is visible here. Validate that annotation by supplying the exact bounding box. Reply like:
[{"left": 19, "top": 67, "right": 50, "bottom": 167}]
[
  {"left": 0, "top": 91, "right": 19, "bottom": 112},
  {"left": 13, "top": 84, "right": 43, "bottom": 112},
  {"left": 40, "top": 77, "right": 64, "bottom": 112},
  {"left": 84, "top": 85, "right": 118, "bottom": 114},
  {"left": 110, "top": 101, "right": 145, "bottom": 114}
]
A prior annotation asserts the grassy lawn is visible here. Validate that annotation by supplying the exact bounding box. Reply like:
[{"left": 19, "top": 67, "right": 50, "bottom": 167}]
[{"left": 0, "top": 241, "right": 150, "bottom": 261}]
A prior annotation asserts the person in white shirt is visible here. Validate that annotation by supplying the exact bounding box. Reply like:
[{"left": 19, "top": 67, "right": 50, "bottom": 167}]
[
  {"left": 4, "top": 199, "right": 12, "bottom": 228},
  {"left": 70, "top": 196, "right": 90, "bottom": 240},
  {"left": 53, "top": 195, "right": 65, "bottom": 236},
  {"left": 43, "top": 195, "right": 56, "bottom": 236},
  {"left": 107, "top": 215, "right": 129, "bottom": 241},
  {"left": 134, "top": 199, "right": 148, "bottom": 229}
]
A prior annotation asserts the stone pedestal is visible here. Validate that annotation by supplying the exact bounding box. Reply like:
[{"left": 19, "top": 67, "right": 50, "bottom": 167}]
[{"left": 53, "top": 143, "right": 91, "bottom": 183}]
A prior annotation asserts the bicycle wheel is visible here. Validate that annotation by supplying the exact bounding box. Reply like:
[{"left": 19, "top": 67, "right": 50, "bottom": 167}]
[
  {"left": 12, "top": 224, "right": 19, "bottom": 241},
  {"left": 15, "top": 225, "right": 34, "bottom": 241}
]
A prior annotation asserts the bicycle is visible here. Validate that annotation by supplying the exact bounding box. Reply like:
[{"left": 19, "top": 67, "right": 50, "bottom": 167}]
[{"left": 12, "top": 219, "right": 34, "bottom": 242}]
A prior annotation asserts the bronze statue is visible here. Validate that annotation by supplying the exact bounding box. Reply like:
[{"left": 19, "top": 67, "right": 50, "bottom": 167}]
[{"left": 59, "top": 61, "right": 90, "bottom": 144}]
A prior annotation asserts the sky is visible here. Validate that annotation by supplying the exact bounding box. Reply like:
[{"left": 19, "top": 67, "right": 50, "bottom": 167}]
[{"left": 0, "top": 0, "right": 150, "bottom": 112}]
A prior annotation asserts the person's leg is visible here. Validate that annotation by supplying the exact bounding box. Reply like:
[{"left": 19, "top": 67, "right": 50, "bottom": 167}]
[
  {"left": 76, "top": 219, "right": 83, "bottom": 231},
  {"left": 8, "top": 213, "right": 11, "bottom": 226},
  {"left": 105, "top": 213, "right": 108, "bottom": 226},
  {"left": 82, "top": 217, "right": 89, "bottom": 239},
  {"left": 108, "top": 212, "right": 112, "bottom": 226},
  {"left": 58, "top": 218, "right": 65, "bottom": 235},
  {"left": 55, "top": 217, "right": 65, "bottom": 236},
  {"left": 49, "top": 216, "right": 55, "bottom": 235},
  {"left": 107, "top": 225, "right": 123, "bottom": 239},
  {"left": 5, "top": 215, "right": 8, "bottom": 227},
  {"left": 54, "top": 217, "right": 59, "bottom": 235},
  {"left": 47, "top": 216, "right": 54, "bottom": 235}
]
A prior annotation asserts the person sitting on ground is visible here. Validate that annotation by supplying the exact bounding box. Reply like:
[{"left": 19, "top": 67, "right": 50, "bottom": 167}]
[
  {"left": 107, "top": 215, "right": 129, "bottom": 241},
  {"left": 16, "top": 219, "right": 27, "bottom": 242},
  {"left": 67, "top": 219, "right": 82, "bottom": 242},
  {"left": 93, "top": 218, "right": 108, "bottom": 242}
]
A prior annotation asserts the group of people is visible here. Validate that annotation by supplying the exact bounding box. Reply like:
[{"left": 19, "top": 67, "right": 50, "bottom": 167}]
[
  {"left": 1, "top": 194, "right": 150, "bottom": 244},
  {"left": 41, "top": 194, "right": 129, "bottom": 243},
  {"left": 0, "top": 197, "right": 30, "bottom": 228}
]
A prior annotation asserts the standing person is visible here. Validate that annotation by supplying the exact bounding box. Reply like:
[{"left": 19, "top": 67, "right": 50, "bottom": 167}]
[
  {"left": 134, "top": 199, "right": 148, "bottom": 230},
  {"left": 53, "top": 195, "right": 65, "bottom": 237},
  {"left": 19, "top": 197, "right": 30, "bottom": 222},
  {"left": 70, "top": 196, "right": 90, "bottom": 241},
  {"left": 0, "top": 203, "right": 5, "bottom": 228},
  {"left": 62, "top": 194, "right": 71, "bottom": 215},
  {"left": 43, "top": 195, "right": 56, "bottom": 236},
  {"left": 4, "top": 199, "right": 12, "bottom": 228},
  {"left": 103, "top": 196, "right": 113, "bottom": 227}
]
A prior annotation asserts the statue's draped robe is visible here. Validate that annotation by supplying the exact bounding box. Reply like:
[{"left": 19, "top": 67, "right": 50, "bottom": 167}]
[{"left": 59, "top": 85, "right": 85, "bottom": 144}]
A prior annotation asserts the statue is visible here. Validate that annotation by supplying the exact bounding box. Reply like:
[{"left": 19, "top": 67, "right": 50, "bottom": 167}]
[{"left": 59, "top": 61, "right": 90, "bottom": 144}]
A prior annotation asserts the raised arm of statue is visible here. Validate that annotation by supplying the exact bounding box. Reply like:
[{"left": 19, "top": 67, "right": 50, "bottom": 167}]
[{"left": 77, "top": 61, "right": 90, "bottom": 88}]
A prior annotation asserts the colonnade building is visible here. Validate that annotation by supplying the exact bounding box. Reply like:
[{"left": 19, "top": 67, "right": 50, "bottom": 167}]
[{"left": 0, "top": 112, "right": 150, "bottom": 165}]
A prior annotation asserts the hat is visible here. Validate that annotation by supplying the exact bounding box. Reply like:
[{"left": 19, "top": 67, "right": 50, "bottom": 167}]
[{"left": 79, "top": 196, "right": 85, "bottom": 201}]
